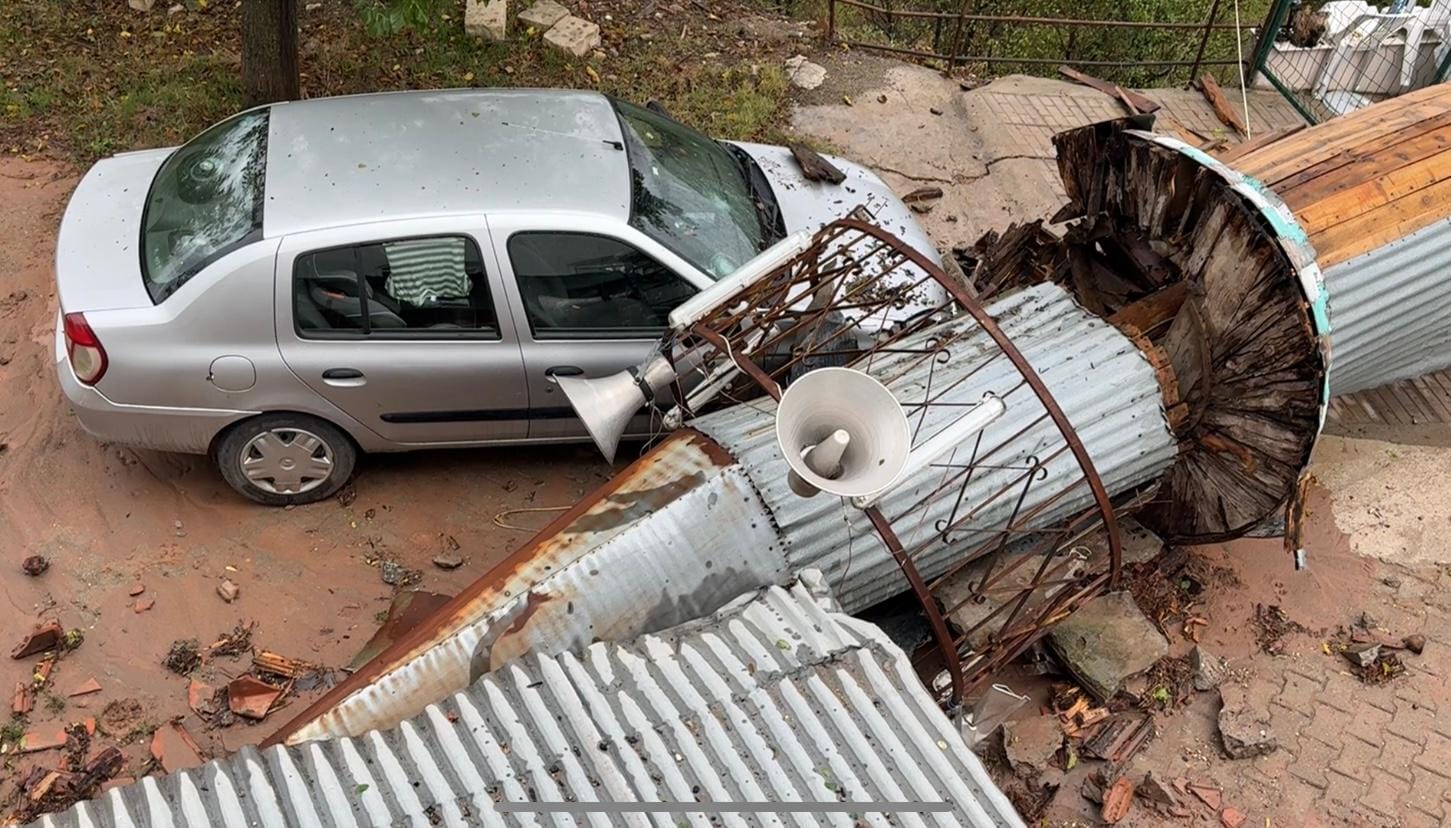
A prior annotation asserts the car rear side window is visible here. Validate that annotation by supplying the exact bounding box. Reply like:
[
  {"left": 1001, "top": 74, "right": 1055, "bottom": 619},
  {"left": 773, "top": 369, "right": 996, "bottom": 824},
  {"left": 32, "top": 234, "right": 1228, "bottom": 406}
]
[
  {"left": 507, "top": 232, "right": 697, "bottom": 340},
  {"left": 141, "top": 110, "right": 269, "bottom": 303},
  {"left": 294, "top": 235, "right": 500, "bottom": 339}
]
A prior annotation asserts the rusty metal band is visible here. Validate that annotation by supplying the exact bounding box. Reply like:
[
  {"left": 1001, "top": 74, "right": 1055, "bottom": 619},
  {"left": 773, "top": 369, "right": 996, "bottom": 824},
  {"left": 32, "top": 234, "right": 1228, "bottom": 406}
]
[
  {"left": 691, "top": 324, "right": 784, "bottom": 402},
  {"left": 864, "top": 506, "right": 967, "bottom": 705},
  {"left": 832, "top": 217, "right": 1126, "bottom": 586}
]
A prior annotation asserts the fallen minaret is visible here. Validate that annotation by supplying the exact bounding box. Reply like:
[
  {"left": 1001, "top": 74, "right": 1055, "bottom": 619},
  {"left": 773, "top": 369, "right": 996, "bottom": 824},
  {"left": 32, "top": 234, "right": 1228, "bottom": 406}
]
[
  {"left": 269, "top": 206, "right": 1323, "bottom": 745},
  {"left": 268, "top": 81, "right": 1451, "bottom": 748},
  {"left": 968, "top": 82, "right": 1451, "bottom": 534}
]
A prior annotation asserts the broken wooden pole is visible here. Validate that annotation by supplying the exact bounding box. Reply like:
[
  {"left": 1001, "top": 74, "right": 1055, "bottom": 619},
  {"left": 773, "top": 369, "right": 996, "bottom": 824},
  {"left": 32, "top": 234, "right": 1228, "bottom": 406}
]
[{"left": 1197, "top": 73, "right": 1248, "bottom": 138}]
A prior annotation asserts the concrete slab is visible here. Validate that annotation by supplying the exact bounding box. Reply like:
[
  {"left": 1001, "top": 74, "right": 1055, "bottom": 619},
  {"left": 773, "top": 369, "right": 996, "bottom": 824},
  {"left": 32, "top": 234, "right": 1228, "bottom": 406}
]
[
  {"left": 543, "top": 15, "right": 600, "bottom": 57},
  {"left": 1048, "top": 590, "right": 1168, "bottom": 701},
  {"left": 790, "top": 60, "right": 1307, "bottom": 256},
  {"left": 465, "top": 0, "right": 507, "bottom": 40},
  {"left": 518, "top": 0, "right": 568, "bottom": 30}
]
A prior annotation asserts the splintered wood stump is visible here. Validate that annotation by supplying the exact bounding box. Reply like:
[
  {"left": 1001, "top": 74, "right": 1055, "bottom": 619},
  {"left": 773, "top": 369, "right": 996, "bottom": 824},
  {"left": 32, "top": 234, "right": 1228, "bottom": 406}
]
[
  {"left": 969, "top": 117, "right": 1327, "bottom": 542},
  {"left": 1057, "top": 123, "right": 1324, "bottom": 542}
]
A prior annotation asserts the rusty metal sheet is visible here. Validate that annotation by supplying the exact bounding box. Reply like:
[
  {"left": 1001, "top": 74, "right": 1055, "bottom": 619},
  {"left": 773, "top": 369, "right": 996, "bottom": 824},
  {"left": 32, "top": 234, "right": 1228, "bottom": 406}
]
[{"left": 270, "top": 432, "right": 784, "bottom": 745}]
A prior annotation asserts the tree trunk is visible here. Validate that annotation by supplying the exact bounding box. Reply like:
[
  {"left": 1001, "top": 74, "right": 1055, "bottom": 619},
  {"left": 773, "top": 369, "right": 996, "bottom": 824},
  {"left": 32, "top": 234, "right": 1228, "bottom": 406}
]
[{"left": 242, "top": 0, "right": 300, "bottom": 107}]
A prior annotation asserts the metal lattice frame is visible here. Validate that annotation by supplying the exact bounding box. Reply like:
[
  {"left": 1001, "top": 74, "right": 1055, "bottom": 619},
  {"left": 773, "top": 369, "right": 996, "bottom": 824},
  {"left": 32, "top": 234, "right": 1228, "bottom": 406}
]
[
  {"left": 1250, "top": 0, "right": 1451, "bottom": 124},
  {"left": 659, "top": 219, "right": 1128, "bottom": 706}
]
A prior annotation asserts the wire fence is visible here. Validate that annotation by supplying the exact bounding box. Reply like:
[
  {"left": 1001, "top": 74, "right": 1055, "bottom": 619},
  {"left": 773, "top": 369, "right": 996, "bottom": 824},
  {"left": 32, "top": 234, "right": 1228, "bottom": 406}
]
[
  {"left": 1248, "top": 0, "right": 1451, "bottom": 123},
  {"left": 825, "top": 0, "right": 1259, "bottom": 87}
]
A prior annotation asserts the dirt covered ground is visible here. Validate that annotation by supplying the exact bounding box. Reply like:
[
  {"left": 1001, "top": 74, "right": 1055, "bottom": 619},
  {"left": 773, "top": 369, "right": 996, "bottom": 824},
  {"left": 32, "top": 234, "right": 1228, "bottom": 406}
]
[{"left": 0, "top": 158, "right": 615, "bottom": 806}]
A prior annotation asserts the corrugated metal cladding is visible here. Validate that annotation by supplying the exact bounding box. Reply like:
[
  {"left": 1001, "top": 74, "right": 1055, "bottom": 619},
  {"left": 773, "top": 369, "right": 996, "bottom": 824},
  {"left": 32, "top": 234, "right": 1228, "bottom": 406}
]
[
  {"left": 288, "top": 281, "right": 1177, "bottom": 746},
  {"left": 290, "top": 452, "right": 787, "bottom": 744},
  {"left": 1320, "top": 214, "right": 1451, "bottom": 396},
  {"left": 691, "top": 281, "right": 1178, "bottom": 612},
  {"left": 33, "top": 573, "right": 1025, "bottom": 828}
]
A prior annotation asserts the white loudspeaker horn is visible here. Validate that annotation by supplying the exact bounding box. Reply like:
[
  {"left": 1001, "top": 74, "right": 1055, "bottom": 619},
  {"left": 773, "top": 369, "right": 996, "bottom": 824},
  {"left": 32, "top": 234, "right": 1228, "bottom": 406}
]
[
  {"left": 776, "top": 367, "right": 912, "bottom": 499},
  {"left": 776, "top": 367, "right": 1010, "bottom": 504},
  {"left": 556, "top": 353, "right": 677, "bottom": 464}
]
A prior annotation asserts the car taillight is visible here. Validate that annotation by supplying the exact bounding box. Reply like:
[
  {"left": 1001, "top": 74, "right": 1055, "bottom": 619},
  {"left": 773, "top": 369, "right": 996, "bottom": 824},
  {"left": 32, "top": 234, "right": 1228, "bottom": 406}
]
[{"left": 63, "top": 312, "right": 108, "bottom": 385}]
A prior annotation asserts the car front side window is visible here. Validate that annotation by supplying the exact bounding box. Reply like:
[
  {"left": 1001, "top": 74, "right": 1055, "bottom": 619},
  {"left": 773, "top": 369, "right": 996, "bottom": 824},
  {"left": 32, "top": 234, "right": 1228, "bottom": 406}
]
[
  {"left": 293, "top": 235, "right": 499, "bottom": 339},
  {"left": 507, "top": 232, "right": 697, "bottom": 340}
]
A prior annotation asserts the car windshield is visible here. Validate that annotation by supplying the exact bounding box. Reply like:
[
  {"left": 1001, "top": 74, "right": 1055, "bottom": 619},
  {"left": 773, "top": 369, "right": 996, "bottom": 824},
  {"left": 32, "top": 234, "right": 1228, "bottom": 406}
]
[
  {"left": 140, "top": 109, "right": 269, "bottom": 302},
  {"left": 611, "top": 99, "right": 767, "bottom": 280}
]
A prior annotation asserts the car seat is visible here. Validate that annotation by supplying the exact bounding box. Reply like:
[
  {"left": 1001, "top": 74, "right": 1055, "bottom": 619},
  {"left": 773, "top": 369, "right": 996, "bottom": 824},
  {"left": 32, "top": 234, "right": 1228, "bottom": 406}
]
[{"left": 307, "top": 271, "right": 407, "bottom": 329}]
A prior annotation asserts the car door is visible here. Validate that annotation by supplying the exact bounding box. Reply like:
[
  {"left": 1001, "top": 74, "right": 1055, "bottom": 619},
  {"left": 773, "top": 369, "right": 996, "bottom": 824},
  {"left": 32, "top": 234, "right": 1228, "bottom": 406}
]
[
  {"left": 273, "top": 217, "right": 531, "bottom": 446},
  {"left": 488, "top": 215, "right": 711, "bottom": 441}
]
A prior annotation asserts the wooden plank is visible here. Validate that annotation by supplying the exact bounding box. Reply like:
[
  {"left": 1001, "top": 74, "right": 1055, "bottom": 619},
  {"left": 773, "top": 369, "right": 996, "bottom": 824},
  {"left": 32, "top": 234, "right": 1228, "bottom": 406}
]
[
  {"left": 1236, "top": 92, "right": 1451, "bottom": 182},
  {"left": 1280, "top": 122, "right": 1451, "bottom": 212},
  {"left": 1058, "top": 65, "right": 1161, "bottom": 114},
  {"left": 1310, "top": 171, "right": 1451, "bottom": 267},
  {"left": 1399, "top": 381, "right": 1440, "bottom": 424},
  {"left": 1108, "top": 281, "right": 1188, "bottom": 332},
  {"left": 1267, "top": 109, "right": 1451, "bottom": 195},
  {"left": 1197, "top": 74, "right": 1248, "bottom": 138},
  {"left": 1370, "top": 385, "right": 1415, "bottom": 425},
  {"left": 1215, "top": 124, "right": 1305, "bottom": 164},
  {"left": 788, "top": 144, "right": 845, "bottom": 184},
  {"left": 1289, "top": 145, "right": 1451, "bottom": 233},
  {"left": 1410, "top": 375, "right": 1451, "bottom": 421},
  {"left": 1386, "top": 379, "right": 1435, "bottom": 424},
  {"left": 1425, "top": 369, "right": 1451, "bottom": 402}
]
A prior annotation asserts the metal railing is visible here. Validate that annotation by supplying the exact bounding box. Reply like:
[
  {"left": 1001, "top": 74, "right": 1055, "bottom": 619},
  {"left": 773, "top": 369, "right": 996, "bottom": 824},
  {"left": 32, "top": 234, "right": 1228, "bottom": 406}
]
[
  {"left": 1249, "top": 0, "right": 1451, "bottom": 123},
  {"left": 826, "top": 0, "right": 1247, "bottom": 86}
]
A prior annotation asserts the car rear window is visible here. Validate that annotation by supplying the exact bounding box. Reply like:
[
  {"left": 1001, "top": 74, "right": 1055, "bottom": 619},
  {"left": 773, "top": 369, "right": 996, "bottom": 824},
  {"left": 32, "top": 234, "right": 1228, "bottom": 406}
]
[{"left": 140, "top": 110, "right": 269, "bottom": 303}]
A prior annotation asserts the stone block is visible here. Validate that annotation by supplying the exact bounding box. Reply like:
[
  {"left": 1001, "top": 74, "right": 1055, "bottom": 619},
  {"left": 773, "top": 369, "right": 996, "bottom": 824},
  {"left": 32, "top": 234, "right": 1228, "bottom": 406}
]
[
  {"left": 1191, "top": 645, "right": 1228, "bottom": 691},
  {"left": 1002, "top": 715, "right": 1062, "bottom": 778},
  {"left": 543, "top": 15, "right": 600, "bottom": 57},
  {"left": 1047, "top": 590, "right": 1168, "bottom": 701},
  {"left": 784, "top": 54, "right": 826, "bottom": 90},
  {"left": 519, "top": 0, "right": 569, "bottom": 30},
  {"left": 1219, "top": 683, "right": 1279, "bottom": 759},
  {"left": 465, "top": 0, "right": 507, "bottom": 40}
]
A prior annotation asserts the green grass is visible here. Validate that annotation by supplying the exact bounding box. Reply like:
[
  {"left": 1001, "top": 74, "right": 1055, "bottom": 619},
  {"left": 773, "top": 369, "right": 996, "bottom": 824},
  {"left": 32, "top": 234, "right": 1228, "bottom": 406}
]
[{"left": 0, "top": 1, "right": 794, "bottom": 164}]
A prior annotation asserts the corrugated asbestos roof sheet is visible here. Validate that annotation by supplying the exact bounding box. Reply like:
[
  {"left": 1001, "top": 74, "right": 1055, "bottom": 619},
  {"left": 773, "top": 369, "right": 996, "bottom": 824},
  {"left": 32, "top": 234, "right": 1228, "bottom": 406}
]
[{"left": 32, "top": 572, "right": 1024, "bottom": 828}]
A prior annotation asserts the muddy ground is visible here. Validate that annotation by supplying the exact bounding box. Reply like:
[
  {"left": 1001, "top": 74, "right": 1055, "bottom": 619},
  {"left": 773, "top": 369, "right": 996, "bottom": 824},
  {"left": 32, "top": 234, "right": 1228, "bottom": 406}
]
[{"left": 0, "top": 158, "right": 614, "bottom": 780}]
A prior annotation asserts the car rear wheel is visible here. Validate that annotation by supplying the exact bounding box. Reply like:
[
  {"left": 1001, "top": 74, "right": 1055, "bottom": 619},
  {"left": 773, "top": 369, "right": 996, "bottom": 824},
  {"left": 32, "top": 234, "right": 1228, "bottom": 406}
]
[{"left": 216, "top": 414, "right": 356, "bottom": 506}]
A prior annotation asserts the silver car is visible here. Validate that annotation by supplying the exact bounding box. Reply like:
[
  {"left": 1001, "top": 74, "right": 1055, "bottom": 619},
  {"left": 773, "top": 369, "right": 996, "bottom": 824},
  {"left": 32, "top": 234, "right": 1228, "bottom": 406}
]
[{"left": 54, "top": 89, "right": 943, "bottom": 505}]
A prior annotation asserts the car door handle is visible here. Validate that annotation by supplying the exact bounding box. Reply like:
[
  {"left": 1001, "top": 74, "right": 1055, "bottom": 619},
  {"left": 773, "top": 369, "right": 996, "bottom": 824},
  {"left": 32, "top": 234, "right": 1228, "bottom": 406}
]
[
  {"left": 545, "top": 365, "right": 584, "bottom": 378},
  {"left": 322, "top": 368, "right": 366, "bottom": 387}
]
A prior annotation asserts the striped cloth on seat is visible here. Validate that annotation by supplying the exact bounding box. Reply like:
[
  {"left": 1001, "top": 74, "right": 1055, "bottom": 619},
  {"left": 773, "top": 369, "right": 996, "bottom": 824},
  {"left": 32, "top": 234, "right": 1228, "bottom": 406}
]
[{"left": 383, "top": 237, "right": 470, "bottom": 306}]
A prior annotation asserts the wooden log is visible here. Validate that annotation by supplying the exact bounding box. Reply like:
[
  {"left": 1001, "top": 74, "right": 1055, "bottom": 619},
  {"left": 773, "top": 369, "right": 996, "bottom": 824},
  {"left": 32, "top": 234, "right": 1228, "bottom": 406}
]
[{"left": 1197, "top": 74, "right": 1247, "bottom": 138}]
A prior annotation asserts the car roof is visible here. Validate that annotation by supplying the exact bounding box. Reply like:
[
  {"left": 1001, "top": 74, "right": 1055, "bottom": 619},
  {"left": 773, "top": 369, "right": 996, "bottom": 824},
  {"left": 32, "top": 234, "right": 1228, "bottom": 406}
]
[{"left": 261, "top": 88, "right": 631, "bottom": 238}]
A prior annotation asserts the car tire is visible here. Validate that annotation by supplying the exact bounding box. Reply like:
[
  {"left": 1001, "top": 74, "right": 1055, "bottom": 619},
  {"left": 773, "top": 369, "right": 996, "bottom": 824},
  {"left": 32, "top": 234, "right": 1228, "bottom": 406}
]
[{"left": 216, "top": 413, "right": 357, "bottom": 506}]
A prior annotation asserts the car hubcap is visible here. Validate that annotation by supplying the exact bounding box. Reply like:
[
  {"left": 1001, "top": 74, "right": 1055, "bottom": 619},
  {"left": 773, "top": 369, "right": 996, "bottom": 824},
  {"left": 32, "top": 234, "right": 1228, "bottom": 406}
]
[{"left": 239, "top": 428, "right": 334, "bottom": 495}]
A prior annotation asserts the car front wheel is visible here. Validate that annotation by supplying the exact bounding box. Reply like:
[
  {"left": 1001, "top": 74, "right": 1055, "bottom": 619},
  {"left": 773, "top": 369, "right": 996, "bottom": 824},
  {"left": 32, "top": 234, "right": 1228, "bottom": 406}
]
[{"left": 216, "top": 414, "right": 356, "bottom": 506}]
